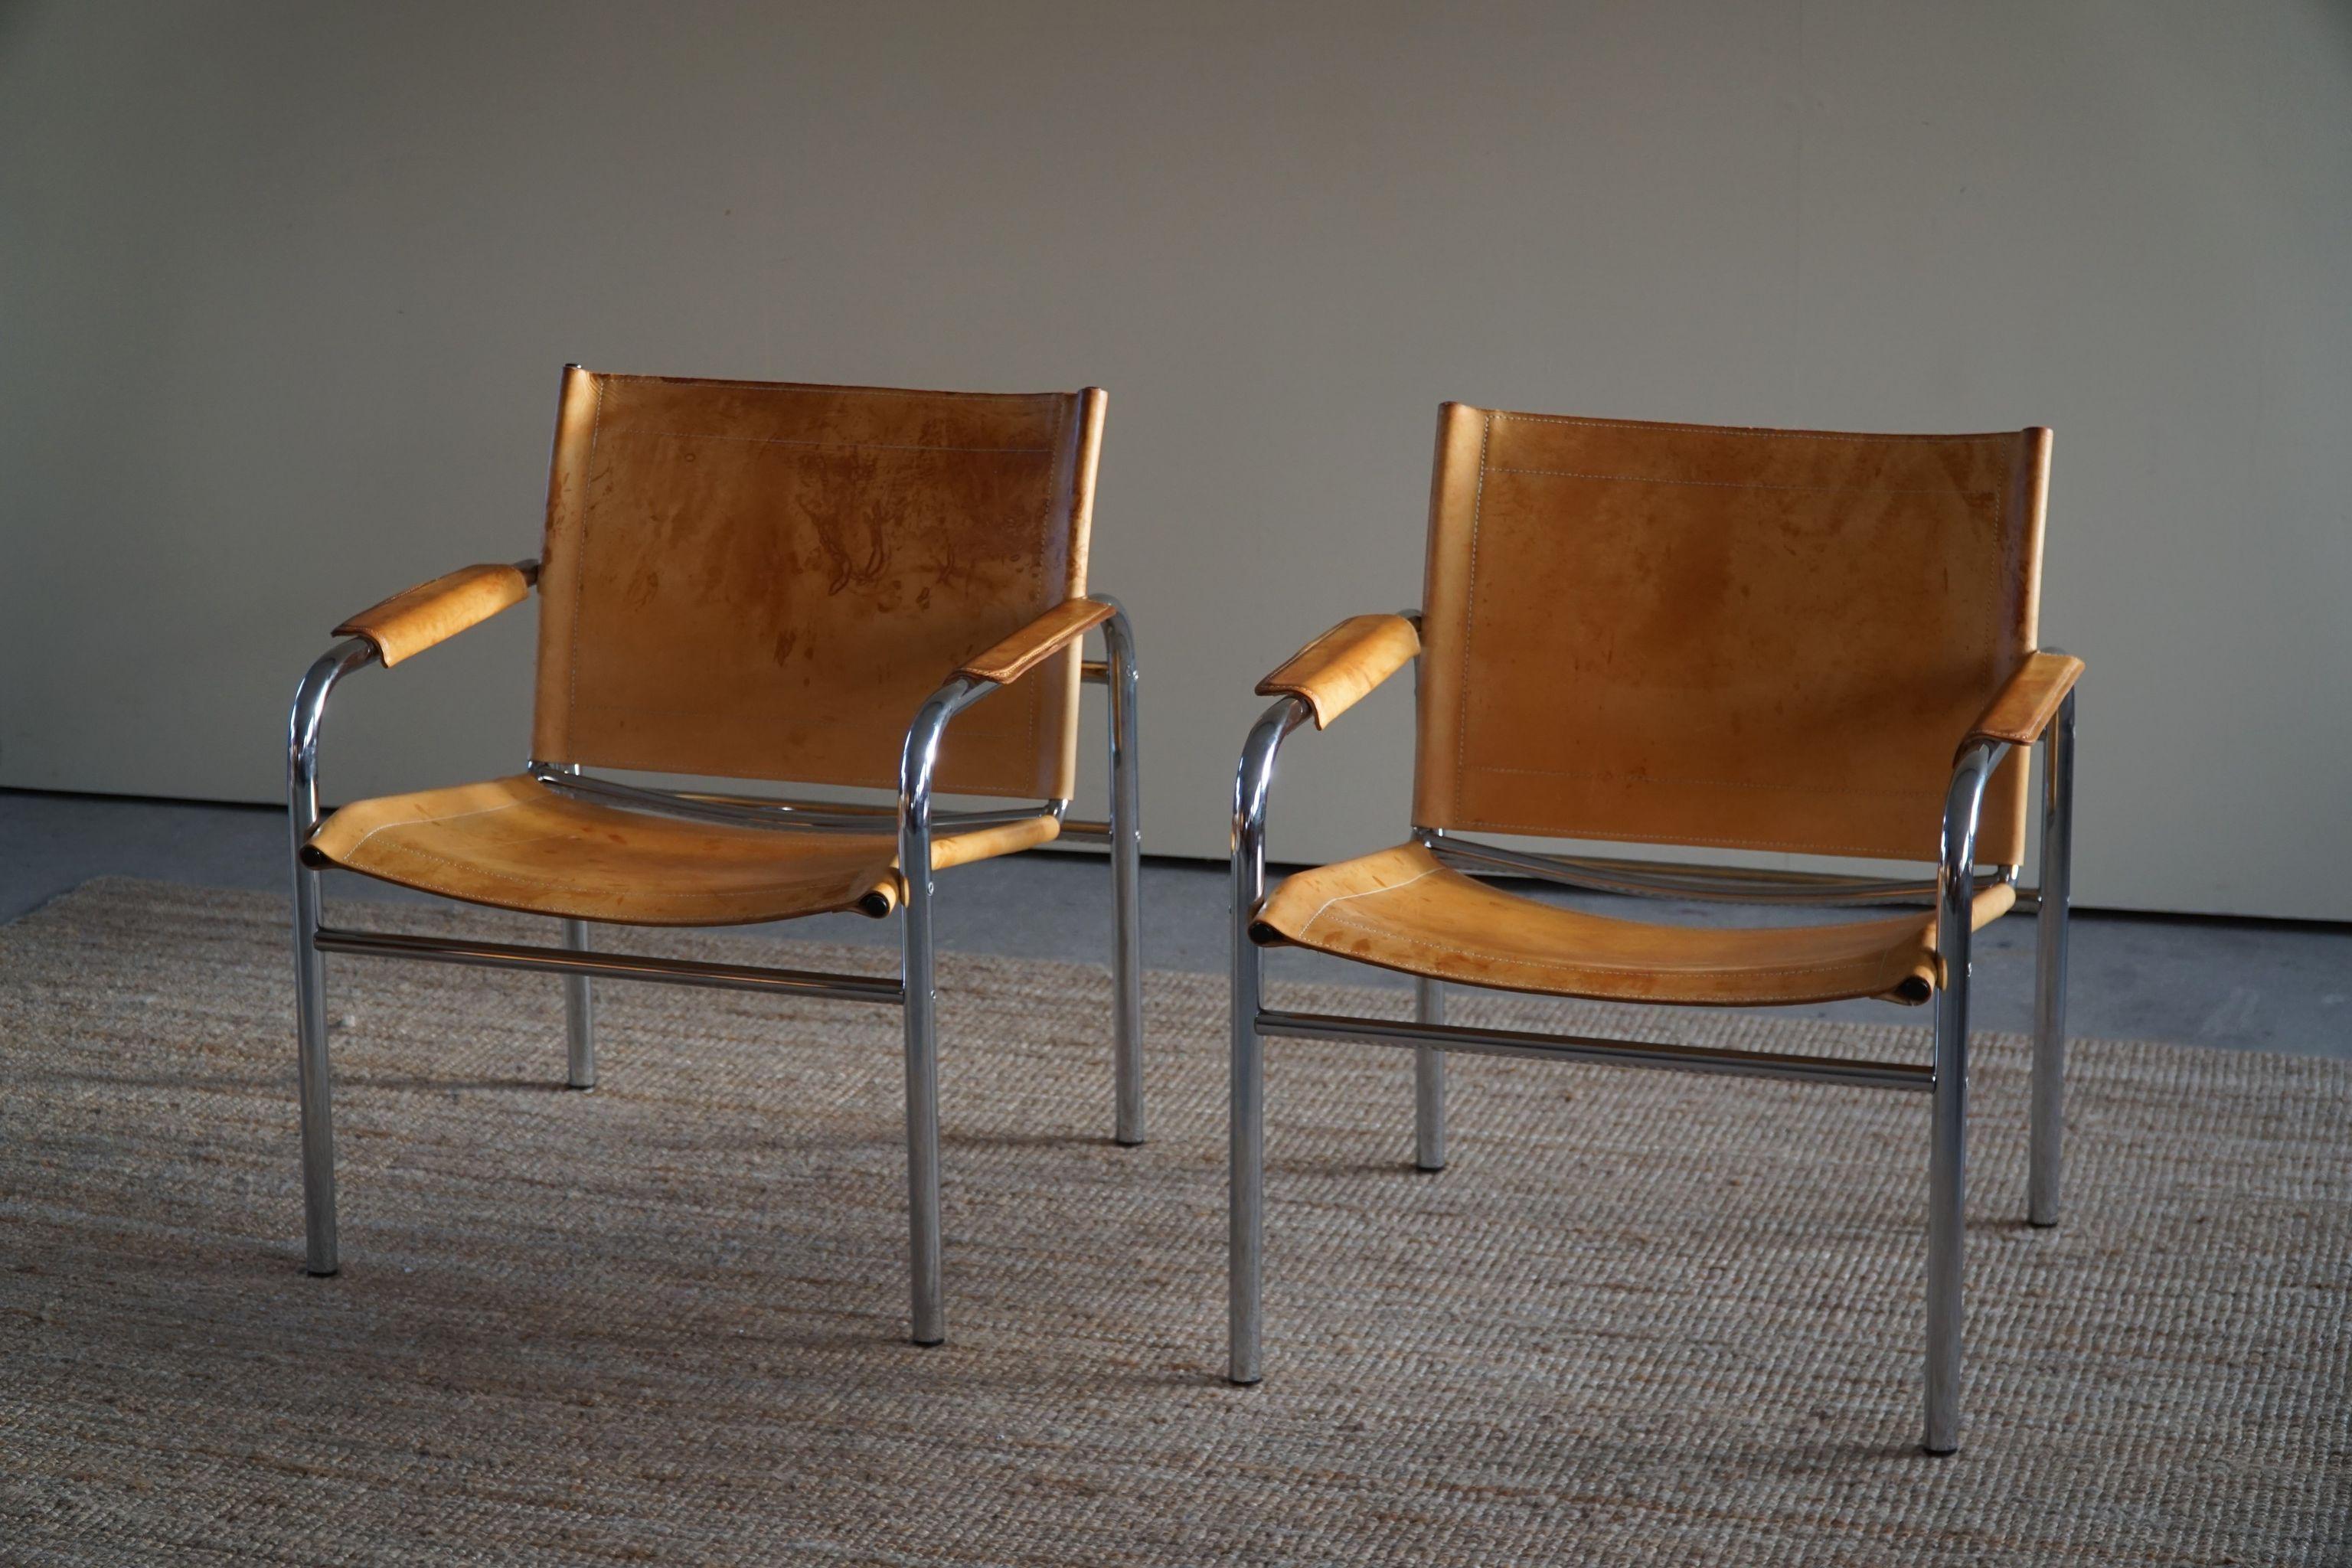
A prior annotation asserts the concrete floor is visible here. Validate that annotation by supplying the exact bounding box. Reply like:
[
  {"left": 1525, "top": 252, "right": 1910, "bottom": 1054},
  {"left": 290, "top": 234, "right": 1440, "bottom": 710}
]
[{"left": 3, "top": 789, "right": 2346, "bottom": 1057}]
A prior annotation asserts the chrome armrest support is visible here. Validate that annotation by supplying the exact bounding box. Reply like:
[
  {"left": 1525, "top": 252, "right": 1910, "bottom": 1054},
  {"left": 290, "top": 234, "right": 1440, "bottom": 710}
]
[
  {"left": 897, "top": 675, "right": 1002, "bottom": 886},
  {"left": 1936, "top": 738, "right": 2011, "bottom": 991},
  {"left": 287, "top": 638, "right": 381, "bottom": 845},
  {"left": 1226, "top": 687, "right": 1335, "bottom": 1386},
  {"left": 1231, "top": 695, "right": 1315, "bottom": 923},
  {"left": 1093, "top": 594, "right": 1142, "bottom": 842}
]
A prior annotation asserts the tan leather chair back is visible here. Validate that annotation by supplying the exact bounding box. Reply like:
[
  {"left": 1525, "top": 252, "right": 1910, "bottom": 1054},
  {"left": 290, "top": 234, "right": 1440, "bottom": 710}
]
[
  {"left": 532, "top": 370, "right": 1105, "bottom": 800},
  {"left": 1413, "top": 406, "right": 2050, "bottom": 866}
]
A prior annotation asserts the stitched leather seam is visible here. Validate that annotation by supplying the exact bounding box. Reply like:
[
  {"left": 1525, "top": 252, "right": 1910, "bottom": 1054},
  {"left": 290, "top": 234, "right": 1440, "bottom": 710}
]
[
  {"left": 1267, "top": 621, "right": 1349, "bottom": 683},
  {"left": 1490, "top": 413, "right": 2008, "bottom": 444},
  {"left": 1488, "top": 466, "right": 1995, "bottom": 498},
  {"left": 597, "top": 375, "right": 1060, "bottom": 402},
  {"left": 1021, "top": 398, "right": 1067, "bottom": 795},
  {"left": 1264, "top": 619, "right": 1396, "bottom": 702},
  {"left": 1282, "top": 863, "right": 1444, "bottom": 933},
  {"left": 1452, "top": 413, "right": 1492, "bottom": 799},
  {"left": 354, "top": 840, "right": 884, "bottom": 904},
  {"left": 325, "top": 797, "right": 536, "bottom": 858},
  {"left": 606, "top": 429, "right": 1050, "bottom": 456},
  {"left": 345, "top": 817, "right": 1027, "bottom": 900},
  {"left": 1295, "top": 908, "right": 1919, "bottom": 985},
  {"left": 1465, "top": 764, "right": 1941, "bottom": 800},
  {"left": 564, "top": 374, "right": 606, "bottom": 740},
  {"left": 553, "top": 374, "right": 1069, "bottom": 802}
]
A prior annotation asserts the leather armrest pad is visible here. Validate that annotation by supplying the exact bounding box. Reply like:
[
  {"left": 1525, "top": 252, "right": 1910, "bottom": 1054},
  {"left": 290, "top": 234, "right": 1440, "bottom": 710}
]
[
  {"left": 1256, "top": 613, "right": 1421, "bottom": 728},
  {"left": 957, "top": 598, "right": 1115, "bottom": 685},
  {"left": 335, "top": 564, "right": 531, "bottom": 666},
  {"left": 1963, "top": 651, "right": 2084, "bottom": 750}
]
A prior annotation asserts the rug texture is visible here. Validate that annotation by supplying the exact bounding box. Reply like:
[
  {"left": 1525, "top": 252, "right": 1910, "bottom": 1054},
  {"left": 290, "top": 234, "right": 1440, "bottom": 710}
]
[{"left": 0, "top": 878, "right": 2344, "bottom": 1565}]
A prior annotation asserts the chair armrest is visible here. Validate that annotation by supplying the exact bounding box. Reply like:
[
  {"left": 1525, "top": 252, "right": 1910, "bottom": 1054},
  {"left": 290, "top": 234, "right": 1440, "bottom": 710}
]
[
  {"left": 1254, "top": 613, "right": 1420, "bottom": 729},
  {"left": 334, "top": 562, "right": 533, "bottom": 666},
  {"left": 956, "top": 597, "right": 1116, "bottom": 685},
  {"left": 1962, "top": 651, "right": 2084, "bottom": 752}
]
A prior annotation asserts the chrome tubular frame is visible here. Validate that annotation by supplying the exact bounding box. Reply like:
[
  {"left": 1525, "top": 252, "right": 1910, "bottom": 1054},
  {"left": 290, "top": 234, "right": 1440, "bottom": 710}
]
[
  {"left": 1408, "top": 640, "right": 1445, "bottom": 1173},
  {"left": 528, "top": 763, "right": 1064, "bottom": 836},
  {"left": 285, "top": 607, "right": 1145, "bottom": 1351},
  {"left": 1228, "top": 642, "right": 2075, "bottom": 1458},
  {"left": 287, "top": 637, "right": 378, "bottom": 1276},
  {"left": 1419, "top": 832, "right": 1947, "bottom": 907},
  {"left": 1257, "top": 1007, "right": 1935, "bottom": 1091},
  {"left": 1925, "top": 738, "right": 2004, "bottom": 1455},
  {"left": 2029, "top": 688, "right": 2076, "bottom": 1228},
  {"left": 898, "top": 673, "right": 993, "bottom": 1346},
  {"left": 1097, "top": 598, "right": 1146, "bottom": 1147},
  {"left": 1228, "top": 694, "right": 1311, "bottom": 1384},
  {"left": 309, "top": 925, "right": 906, "bottom": 1001},
  {"left": 558, "top": 763, "right": 596, "bottom": 1089},
  {"left": 1412, "top": 979, "right": 1446, "bottom": 1171}
]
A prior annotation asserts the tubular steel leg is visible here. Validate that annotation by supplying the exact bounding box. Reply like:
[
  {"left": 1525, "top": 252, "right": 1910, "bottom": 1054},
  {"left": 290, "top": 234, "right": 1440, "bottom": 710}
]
[
  {"left": 287, "top": 639, "right": 371, "bottom": 1279},
  {"left": 1228, "top": 699, "right": 1301, "bottom": 1387},
  {"left": 1413, "top": 979, "right": 1446, "bottom": 1172},
  {"left": 1926, "top": 744, "right": 1998, "bottom": 1455},
  {"left": 1229, "top": 858, "right": 1266, "bottom": 1386},
  {"left": 2029, "top": 693, "right": 2076, "bottom": 1227},
  {"left": 898, "top": 676, "right": 982, "bottom": 1348},
  {"left": 292, "top": 860, "right": 338, "bottom": 1276},
  {"left": 901, "top": 887, "right": 944, "bottom": 1346},
  {"left": 1925, "top": 945, "right": 1971, "bottom": 1455},
  {"left": 561, "top": 920, "right": 596, "bottom": 1089},
  {"left": 1102, "top": 603, "right": 1145, "bottom": 1146}
]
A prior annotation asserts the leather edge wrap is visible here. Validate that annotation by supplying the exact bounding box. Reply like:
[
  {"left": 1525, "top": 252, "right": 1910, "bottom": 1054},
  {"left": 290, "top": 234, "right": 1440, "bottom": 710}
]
[
  {"left": 956, "top": 597, "right": 1114, "bottom": 685},
  {"left": 1256, "top": 612, "right": 1421, "bottom": 729},
  {"left": 334, "top": 564, "right": 531, "bottom": 667},
  {"left": 1963, "top": 650, "right": 2083, "bottom": 752}
]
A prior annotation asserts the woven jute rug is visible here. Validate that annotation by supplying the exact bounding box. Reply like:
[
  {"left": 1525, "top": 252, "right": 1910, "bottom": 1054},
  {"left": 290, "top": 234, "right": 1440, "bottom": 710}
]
[{"left": 0, "top": 879, "right": 2344, "bottom": 1565}]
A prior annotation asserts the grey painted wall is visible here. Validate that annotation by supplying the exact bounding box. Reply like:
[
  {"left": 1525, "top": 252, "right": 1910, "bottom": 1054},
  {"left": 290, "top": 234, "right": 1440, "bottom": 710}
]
[{"left": 4, "top": 1, "right": 2348, "bottom": 918}]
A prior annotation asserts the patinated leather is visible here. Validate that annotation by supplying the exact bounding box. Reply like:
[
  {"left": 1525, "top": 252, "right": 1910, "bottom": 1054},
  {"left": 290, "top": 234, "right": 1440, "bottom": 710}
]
[
  {"left": 1253, "top": 842, "right": 2015, "bottom": 1006},
  {"left": 1963, "top": 651, "right": 2082, "bottom": 752},
  {"left": 959, "top": 598, "right": 1114, "bottom": 685},
  {"left": 1415, "top": 409, "right": 2056, "bottom": 867},
  {"left": 334, "top": 564, "right": 531, "bottom": 667},
  {"left": 304, "top": 774, "right": 1060, "bottom": 926},
  {"left": 1255, "top": 613, "right": 1420, "bottom": 729},
  {"left": 533, "top": 370, "right": 1108, "bottom": 800}
]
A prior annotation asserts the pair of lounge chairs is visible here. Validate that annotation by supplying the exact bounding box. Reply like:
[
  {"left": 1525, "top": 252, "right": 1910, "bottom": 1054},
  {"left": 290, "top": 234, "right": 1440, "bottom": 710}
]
[{"left": 288, "top": 368, "right": 2080, "bottom": 1454}]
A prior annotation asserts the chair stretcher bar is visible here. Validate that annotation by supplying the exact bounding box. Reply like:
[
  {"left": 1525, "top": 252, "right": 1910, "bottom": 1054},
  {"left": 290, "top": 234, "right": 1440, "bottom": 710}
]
[
  {"left": 311, "top": 926, "right": 907, "bottom": 1004},
  {"left": 1253, "top": 1008, "right": 1933, "bottom": 1092}
]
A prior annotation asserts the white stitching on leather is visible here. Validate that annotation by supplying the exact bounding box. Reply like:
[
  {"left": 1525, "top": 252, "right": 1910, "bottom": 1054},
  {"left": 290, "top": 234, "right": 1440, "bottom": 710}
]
[
  {"left": 356, "top": 840, "right": 880, "bottom": 906},
  {"left": 1491, "top": 413, "right": 2008, "bottom": 443},
  {"left": 1302, "top": 908, "right": 1919, "bottom": 986},
  {"left": 1020, "top": 397, "right": 1068, "bottom": 791},
  {"left": 1308, "top": 912, "right": 1909, "bottom": 973},
  {"left": 563, "top": 374, "right": 606, "bottom": 737},
  {"left": 1452, "top": 413, "right": 1492, "bottom": 795},
  {"left": 1289, "top": 864, "right": 1443, "bottom": 935},
  {"left": 606, "top": 429, "right": 1050, "bottom": 456},
  {"left": 328, "top": 797, "right": 531, "bottom": 856},
  {"left": 1488, "top": 466, "right": 1994, "bottom": 498},
  {"left": 597, "top": 374, "right": 1059, "bottom": 401}
]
